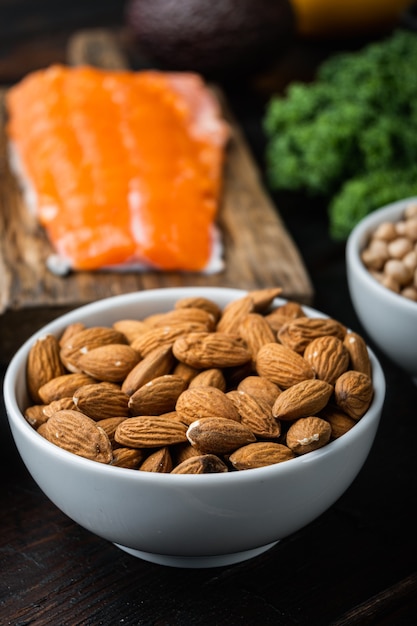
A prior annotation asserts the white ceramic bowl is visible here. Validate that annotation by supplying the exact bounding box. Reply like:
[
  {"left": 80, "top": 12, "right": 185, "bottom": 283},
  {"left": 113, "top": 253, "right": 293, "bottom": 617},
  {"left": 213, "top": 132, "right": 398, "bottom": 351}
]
[
  {"left": 346, "top": 197, "right": 417, "bottom": 383},
  {"left": 3, "top": 287, "right": 385, "bottom": 568}
]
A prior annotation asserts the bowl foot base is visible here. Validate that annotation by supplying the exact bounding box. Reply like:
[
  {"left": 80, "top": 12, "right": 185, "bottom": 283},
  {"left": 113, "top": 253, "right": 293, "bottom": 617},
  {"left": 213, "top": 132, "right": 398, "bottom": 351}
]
[{"left": 113, "top": 541, "right": 279, "bottom": 568}]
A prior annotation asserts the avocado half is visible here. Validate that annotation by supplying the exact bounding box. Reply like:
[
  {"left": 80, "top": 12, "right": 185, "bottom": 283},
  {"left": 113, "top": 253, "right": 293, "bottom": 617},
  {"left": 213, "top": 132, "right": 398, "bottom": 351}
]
[{"left": 125, "top": 0, "right": 295, "bottom": 78}]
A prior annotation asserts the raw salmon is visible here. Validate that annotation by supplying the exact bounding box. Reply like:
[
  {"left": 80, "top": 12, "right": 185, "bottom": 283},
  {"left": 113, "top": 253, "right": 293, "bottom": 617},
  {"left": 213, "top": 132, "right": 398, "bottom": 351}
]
[{"left": 6, "top": 65, "right": 229, "bottom": 273}]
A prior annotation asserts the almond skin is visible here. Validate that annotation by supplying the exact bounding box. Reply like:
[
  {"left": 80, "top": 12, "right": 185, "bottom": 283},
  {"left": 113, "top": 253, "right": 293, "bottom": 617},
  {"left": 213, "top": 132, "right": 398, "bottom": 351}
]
[
  {"left": 278, "top": 317, "right": 346, "bottom": 353},
  {"left": 334, "top": 370, "right": 373, "bottom": 420},
  {"left": 186, "top": 417, "right": 256, "bottom": 454},
  {"left": 237, "top": 375, "right": 281, "bottom": 408},
  {"left": 286, "top": 417, "right": 332, "bottom": 454},
  {"left": 176, "top": 386, "right": 241, "bottom": 425},
  {"left": 73, "top": 383, "right": 129, "bottom": 420},
  {"left": 139, "top": 447, "right": 173, "bottom": 473},
  {"left": 115, "top": 415, "right": 188, "bottom": 448},
  {"left": 248, "top": 287, "right": 283, "bottom": 312},
  {"left": 238, "top": 313, "right": 277, "bottom": 363},
  {"left": 303, "top": 335, "right": 350, "bottom": 385},
  {"left": 171, "top": 454, "right": 228, "bottom": 474},
  {"left": 128, "top": 374, "right": 187, "bottom": 416},
  {"left": 38, "top": 373, "right": 95, "bottom": 404},
  {"left": 121, "top": 344, "right": 175, "bottom": 396},
  {"left": 77, "top": 344, "right": 140, "bottom": 383},
  {"left": 226, "top": 389, "right": 281, "bottom": 439},
  {"left": 59, "top": 326, "right": 128, "bottom": 372},
  {"left": 144, "top": 307, "right": 216, "bottom": 331},
  {"left": 256, "top": 343, "right": 315, "bottom": 388},
  {"left": 42, "top": 409, "right": 113, "bottom": 463},
  {"left": 272, "top": 379, "right": 333, "bottom": 421},
  {"left": 188, "top": 368, "right": 226, "bottom": 391},
  {"left": 131, "top": 323, "right": 207, "bottom": 357},
  {"left": 229, "top": 442, "right": 295, "bottom": 470},
  {"left": 27, "top": 334, "right": 66, "bottom": 403},
  {"left": 216, "top": 295, "right": 255, "bottom": 335},
  {"left": 174, "top": 296, "right": 222, "bottom": 323},
  {"left": 111, "top": 447, "right": 145, "bottom": 469},
  {"left": 343, "top": 331, "right": 372, "bottom": 378},
  {"left": 173, "top": 332, "right": 251, "bottom": 369}
]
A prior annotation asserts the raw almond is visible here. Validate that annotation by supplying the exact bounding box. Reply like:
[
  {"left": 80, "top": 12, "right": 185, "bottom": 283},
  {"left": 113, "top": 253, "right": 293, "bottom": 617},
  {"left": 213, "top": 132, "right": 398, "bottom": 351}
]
[
  {"left": 264, "top": 301, "right": 306, "bottom": 332},
  {"left": 278, "top": 317, "right": 346, "bottom": 353},
  {"left": 319, "top": 404, "right": 356, "bottom": 439},
  {"left": 144, "top": 307, "right": 216, "bottom": 331},
  {"left": 128, "top": 374, "right": 187, "bottom": 416},
  {"left": 42, "top": 409, "right": 113, "bottom": 463},
  {"left": 226, "top": 389, "right": 280, "bottom": 438},
  {"left": 334, "top": 370, "right": 373, "bottom": 420},
  {"left": 112, "top": 319, "right": 149, "bottom": 343},
  {"left": 171, "top": 361, "right": 200, "bottom": 384},
  {"left": 173, "top": 332, "right": 251, "bottom": 369},
  {"left": 139, "top": 447, "right": 173, "bottom": 473},
  {"left": 131, "top": 323, "right": 208, "bottom": 357},
  {"left": 121, "top": 344, "right": 175, "bottom": 395},
  {"left": 60, "top": 326, "right": 128, "bottom": 372},
  {"left": 286, "top": 417, "right": 331, "bottom": 454},
  {"left": 216, "top": 295, "right": 255, "bottom": 334},
  {"left": 303, "top": 335, "right": 350, "bottom": 385},
  {"left": 248, "top": 287, "right": 283, "bottom": 312},
  {"left": 42, "top": 397, "right": 77, "bottom": 417},
  {"left": 24, "top": 404, "right": 49, "bottom": 429},
  {"left": 256, "top": 342, "right": 315, "bottom": 388},
  {"left": 272, "top": 379, "right": 333, "bottom": 421},
  {"left": 171, "top": 454, "right": 228, "bottom": 474},
  {"left": 38, "top": 372, "right": 95, "bottom": 404},
  {"left": 237, "top": 375, "right": 281, "bottom": 408},
  {"left": 115, "top": 415, "right": 188, "bottom": 448},
  {"left": 176, "top": 386, "right": 241, "bottom": 425},
  {"left": 73, "top": 383, "right": 129, "bottom": 420},
  {"left": 229, "top": 442, "right": 295, "bottom": 470},
  {"left": 174, "top": 296, "right": 222, "bottom": 322},
  {"left": 239, "top": 313, "right": 277, "bottom": 362},
  {"left": 188, "top": 368, "right": 226, "bottom": 391},
  {"left": 77, "top": 344, "right": 140, "bottom": 383},
  {"left": 96, "top": 416, "right": 127, "bottom": 446},
  {"left": 111, "top": 447, "right": 144, "bottom": 469},
  {"left": 186, "top": 417, "right": 256, "bottom": 454},
  {"left": 343, "top": 331, "right": 372, "bottom": 378},
  {"left": 27, "top": 334, "right": 66, "bottom": 403}
]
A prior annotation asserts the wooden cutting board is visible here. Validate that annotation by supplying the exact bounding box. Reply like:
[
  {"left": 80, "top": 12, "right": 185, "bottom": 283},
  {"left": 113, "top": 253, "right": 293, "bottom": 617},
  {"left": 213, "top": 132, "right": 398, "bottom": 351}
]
[{"left": 0, "top": 29, "right": 313, "bottom": 330}]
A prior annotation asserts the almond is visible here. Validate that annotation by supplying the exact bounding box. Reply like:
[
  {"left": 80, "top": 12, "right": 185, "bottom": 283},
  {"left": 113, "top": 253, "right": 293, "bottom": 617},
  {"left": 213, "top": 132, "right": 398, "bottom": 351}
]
[
  {"left": 186, "top": 417, "right": 256, "bottom": 454},
  {"left": 27, "top": 334, "right": 66, "bottom": 403},
  {"left": 38, "top": 373, "right": 95, "bottom": 404},
  {"left": 343, "top": 332, "right": 372, "bottom": 378},
  {"left": 286, "top": 417, "right": 331, "bottom": 454},
  {"left": 121, "top": 344, "right": 175, "bottom": 395},
  {"left": 73, "top": 383, "right": 129, "bottom": 420},
  {"left": 278, "top": 317, "right": 346, "bottom": 353},
  {"left": 171, "top": 454, "right": 228, "bottom": 474},
  {"left": 319, "top": 404, "right": 357, "bottom": 439},
  {"left": 264, "top": 301, "right": 306, "bottom": 332},
  {"left": 115, "top": 415, "right": 188, "bottom": 448},
  {"left": 42, "top": 397, "right": 77, "bottom": 417},
  {"left": 248, "top": 287, "right": 283, "bottom": 312},
  {"left": 272, "top": 378, "right": 333, "bottom": 421},
  {"left": 131, "top": 323, "right": 208, "bottom": 357},
  {"left": 238, "top": 313, "right": 277, "bottom": 363},
  {"left": 173, "top": 332, "right": 251, "bottom": 369},
  {"left": 176, "top": 386, "right": 241, "bottom": 425},
  {"left": 171, "top": 361, "right": 200, "bottom": 384},
  {"left": 24, "top": 404, "right": 49, "bottom": 429},
  {"left": 237, "top": 375, "right": 281, "bottom": 408},
  {"left": 111, "top": 447, "right": 144, "bottom": 469},
  {"left": 139, "top": 447, "right": 173, "bottom": 473},
  {"left": 174, "top": 296, "right": 222, "bottom": 322},
  {"left": 42, "top": 409, "right": 113, "bottom": 463},
  {"left": 216, "top": 295, "right": 255, "bottom": 334},
  {"left": 226, "top": 389, "right": 280, "bottom": 438},
  {"left": 112, "top": 319, "right": 149, "bottom": 344},
  {"left": 303, "top": 335, "right": 350, "bottom": 385},
  {"left": 144, "top": 307, "right": 216, "bottom": 331},
  {"left": 256, "top": 342, "right": 315, "bottom": 388},
  {"left": 334, "top": 370, "right": 373, "bottom": 420},
  {"left": 58, "top": 322, "right": 85, "bottom": 347},
  {"left": 77, "top": 344, "right": 140, "bottom": 382},
  {"left": 188, "top": 368, "right": 227, "bottom": 391},
  {"left": 229, "top": 442, "right": 295, "bottom": 470},
  {"left": 60, "top": 326, "right": 128, "bottom": 372},
  {"left": 128, "top": 374, "right": 187, "bottom": 416},
  {"left": 96, "top": 416, "right": 127, "bottom": 446}
]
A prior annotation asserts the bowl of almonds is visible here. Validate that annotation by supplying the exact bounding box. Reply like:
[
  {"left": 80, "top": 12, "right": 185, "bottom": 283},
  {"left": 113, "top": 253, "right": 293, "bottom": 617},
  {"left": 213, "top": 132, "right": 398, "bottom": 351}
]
[
  {"left": 346, "top": 197, "right": 417, "bottom": 383},
  {"left": 3, "top": 287, "right": 385, "bottom": 568}
]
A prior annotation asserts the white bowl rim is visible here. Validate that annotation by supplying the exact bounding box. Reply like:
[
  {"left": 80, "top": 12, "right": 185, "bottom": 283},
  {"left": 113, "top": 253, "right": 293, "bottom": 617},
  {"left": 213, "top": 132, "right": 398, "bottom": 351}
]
[
  {"left": 346, "top": 196, "right": 417, "bottom": 313},
  {"left": 3, "top": 286, "right": 386, "bottom": 485}
]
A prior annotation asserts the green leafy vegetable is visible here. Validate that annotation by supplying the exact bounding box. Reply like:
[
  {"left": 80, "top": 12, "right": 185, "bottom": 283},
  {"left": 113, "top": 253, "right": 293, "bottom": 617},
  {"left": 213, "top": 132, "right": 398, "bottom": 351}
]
[{"left": 263, "top": 29, "right": 417, "bottom": 239}]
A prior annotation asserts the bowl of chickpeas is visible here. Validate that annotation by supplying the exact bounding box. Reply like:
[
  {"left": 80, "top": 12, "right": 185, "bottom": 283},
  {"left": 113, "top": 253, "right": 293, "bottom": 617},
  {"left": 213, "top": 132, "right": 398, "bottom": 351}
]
[{"left": 346, "top": 197, "right": 417, "bottom": 382}]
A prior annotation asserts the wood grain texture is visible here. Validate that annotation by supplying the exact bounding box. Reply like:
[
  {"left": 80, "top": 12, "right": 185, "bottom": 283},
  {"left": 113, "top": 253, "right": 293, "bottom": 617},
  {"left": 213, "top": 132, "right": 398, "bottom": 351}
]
[{"left": 0, "top": 28, "right": 313, "bottom": 316}]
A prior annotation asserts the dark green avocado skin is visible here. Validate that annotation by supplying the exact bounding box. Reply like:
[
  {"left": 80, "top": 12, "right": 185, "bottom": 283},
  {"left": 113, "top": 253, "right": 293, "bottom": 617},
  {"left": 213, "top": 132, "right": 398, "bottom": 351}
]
[{"left": 125, "top": 0, "right": 295, "bottom": 78}]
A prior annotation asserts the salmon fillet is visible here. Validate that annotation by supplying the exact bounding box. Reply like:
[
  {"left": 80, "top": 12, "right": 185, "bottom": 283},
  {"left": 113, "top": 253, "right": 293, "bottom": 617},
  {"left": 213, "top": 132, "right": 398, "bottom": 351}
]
[{"left": 6, "top": 65, "right": 229, "bottom": 273}]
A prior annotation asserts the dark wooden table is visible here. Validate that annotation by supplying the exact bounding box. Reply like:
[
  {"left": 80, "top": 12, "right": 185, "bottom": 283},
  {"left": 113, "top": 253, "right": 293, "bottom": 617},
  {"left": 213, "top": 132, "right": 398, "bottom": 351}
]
[{"left": 1, "top": 3, "right": 417, "bottom": 625}]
